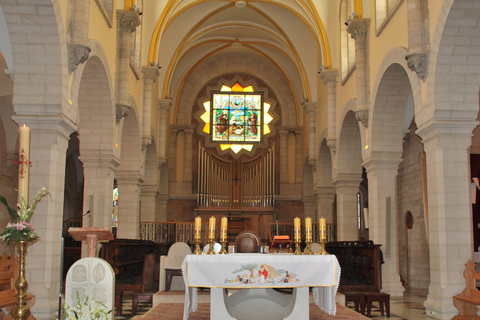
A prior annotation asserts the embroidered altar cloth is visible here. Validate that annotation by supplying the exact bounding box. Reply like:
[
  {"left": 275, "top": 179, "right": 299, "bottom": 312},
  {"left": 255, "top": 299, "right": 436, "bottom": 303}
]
[{"left": 181, "top": 254, "right": 341, "bottom": 319}]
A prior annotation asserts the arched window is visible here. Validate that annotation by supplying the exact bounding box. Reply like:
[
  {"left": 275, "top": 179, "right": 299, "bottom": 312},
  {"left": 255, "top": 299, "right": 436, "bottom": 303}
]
[
  {"left": 340, "top": 0, "right": 356, "bottom": 81},
  {"left": 375, "top": 0, "right": 403, "bottom": 34}
]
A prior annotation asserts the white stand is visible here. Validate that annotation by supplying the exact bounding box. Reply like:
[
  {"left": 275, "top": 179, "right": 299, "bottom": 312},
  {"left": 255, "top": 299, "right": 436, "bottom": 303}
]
[{"left": 210, "top": 287, "right": 309, "bottom": 320}]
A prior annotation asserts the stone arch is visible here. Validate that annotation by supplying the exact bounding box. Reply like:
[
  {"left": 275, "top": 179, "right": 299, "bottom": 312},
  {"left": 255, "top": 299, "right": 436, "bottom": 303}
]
[
  {"left": 1, "top": 0, "right": 68, "bottom": 115},
  {"left": 76, "top": 55, "right": 116, "bottom": 156},
  {"left": 425, "top": 0, "right": 480, "bottom": 127},
  {"left": 337, "top": 111, "right": 363, "bottom": 177},
  {"left": 175, "top": 54, "right": 298, "bottom": 127},
  {"left": 116, "top": 102, "right": 143, "bottom": 239},
  {"left": 368, "top": 47, "right": 422, "bottom": 159}
]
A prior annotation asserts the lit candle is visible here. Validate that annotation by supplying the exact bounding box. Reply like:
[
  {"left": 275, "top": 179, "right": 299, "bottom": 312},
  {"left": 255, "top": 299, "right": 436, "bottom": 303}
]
[
  {"left": 209, "top": 216, "right": 216, "bottom": 241},
  {"left": 18, "top": 125, "right": 31, "bottom": 204},
  {"left": 319, "top": 217, "right": 326, "bottom": 241},
  {"left": 294, "top": 217, "right": 301, "bottom": 242},
  {"left": 305, "top": 217, "right": 312, "bottom": 242},
  {"left": 220, "top": 217, "right": 228, "bottom": 242},
  {"left": 194, "top": 216, "right": 202, "bottom": 241}
]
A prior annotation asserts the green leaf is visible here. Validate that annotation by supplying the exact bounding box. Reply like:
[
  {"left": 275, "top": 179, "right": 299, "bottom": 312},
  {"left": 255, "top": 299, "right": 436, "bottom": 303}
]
[{"left": 0, "top": 196, "right": 19, "bottom": 222}]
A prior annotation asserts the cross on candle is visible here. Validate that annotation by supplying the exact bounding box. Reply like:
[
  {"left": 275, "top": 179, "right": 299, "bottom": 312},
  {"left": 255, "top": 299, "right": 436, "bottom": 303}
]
[{"left": 17, "top": 125, "right": 31, "bottom": 203}]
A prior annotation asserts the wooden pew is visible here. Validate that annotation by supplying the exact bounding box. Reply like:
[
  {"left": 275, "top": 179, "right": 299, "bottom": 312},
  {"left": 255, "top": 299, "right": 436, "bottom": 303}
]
[{"left": 453, "top": 259, "right": 480, "bottom": 319}]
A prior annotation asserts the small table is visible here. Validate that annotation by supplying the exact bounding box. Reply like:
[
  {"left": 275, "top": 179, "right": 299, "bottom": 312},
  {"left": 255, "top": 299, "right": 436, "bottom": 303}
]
[{"left": 182, "top": 254, "right": 340, "bottom": 320}]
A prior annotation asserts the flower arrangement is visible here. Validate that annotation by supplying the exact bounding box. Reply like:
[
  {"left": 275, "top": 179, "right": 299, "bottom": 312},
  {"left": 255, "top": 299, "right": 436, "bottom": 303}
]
[
  {"left": 63, "top": 291, "right": 112, "bottom": 320},
  {"left": 0, "top": 187, "right": 50, "bottom": 246}
]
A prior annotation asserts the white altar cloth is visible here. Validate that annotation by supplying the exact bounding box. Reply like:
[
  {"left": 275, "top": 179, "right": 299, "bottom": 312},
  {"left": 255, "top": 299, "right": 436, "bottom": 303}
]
[{"left": 181, "top": 254, "right": 341, "bottom": 320}]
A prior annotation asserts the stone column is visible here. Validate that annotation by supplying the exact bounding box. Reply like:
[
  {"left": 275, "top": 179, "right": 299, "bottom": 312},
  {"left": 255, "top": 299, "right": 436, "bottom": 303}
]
[
  {"left": 319, "top": 69, "right": 338, "bottom": 152},
  {"left": 363, "top": 152, "right": 405, "bottom": 296},
  {"left": 156, "top": 194, "right": 168, "bottom": 221},
  {"left": 316, "top": 187, "right": 336, "bottom": 223},
  {"left": 347, "top": 19, "right": 370, "bottom": 127},
  {"left": 304, "top": 102, "right": 317, "bottom": 168},
  {"left": 333, "top": 174, "right": 362, "bottom": 241},
  {"left": 140, "top": 185, "right": 157, "bottom": 221},
  {"left": 116, "top": 10, "right": 141, "bottom": 123},
  {"left": 68, "top": 0, "right": 91, "bottom": 73},
  {"left": 80, "top": 155, "right": 120, "bottom": 229},
  {"left": 115, "top": 170, "right": 143, "bottom": 239},
  {"left": 294, "top": 128, "right": 303, "bottom": 184},
  {"left": 158, "top": 98, "right": 172, "bottom": 166},
  {"left": 141, "top": 67, "right": 160, "bottom": 148},
  {"left": 418, "top": 121, "right": 476, "bottom": 319},
  {"left": 405, "top": 0, "right": 429, "bottom": 80},
  {"left": 183, "top": 126, "right": 194, "bottom": 183},
  {"left": 12, "top": 114, "right": 76, "bottom": 319},
  {"left": 278, "top": 128, "right": 288, "bottom": 184}
]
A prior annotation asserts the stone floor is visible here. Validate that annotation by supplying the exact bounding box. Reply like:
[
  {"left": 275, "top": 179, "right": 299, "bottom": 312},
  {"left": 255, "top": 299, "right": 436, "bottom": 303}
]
[{"left": 115, "top": 288, "right": 431, "bottom": 320}]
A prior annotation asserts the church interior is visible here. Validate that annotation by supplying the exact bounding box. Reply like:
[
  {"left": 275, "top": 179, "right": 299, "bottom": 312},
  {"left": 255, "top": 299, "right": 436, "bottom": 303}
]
[{"left": 0, "top": 0, "right": 480, "bottom": 319}]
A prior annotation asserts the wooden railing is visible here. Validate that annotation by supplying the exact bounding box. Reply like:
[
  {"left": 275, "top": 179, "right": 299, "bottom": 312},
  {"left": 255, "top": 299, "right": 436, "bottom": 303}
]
[
  {"left": 268, "top": 223, "right": 336, "bottom": 243},
  {"left": 139, "top": 221, "right": 336, "bottom": 244},
  {"left": 139, "top": 221, "right": 208, "bottom": 244}
]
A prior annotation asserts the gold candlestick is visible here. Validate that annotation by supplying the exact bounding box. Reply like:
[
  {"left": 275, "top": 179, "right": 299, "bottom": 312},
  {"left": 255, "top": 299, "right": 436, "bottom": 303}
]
[
  {"left": 193, "top": 239, "right": 203, "bottom": 255},
  {"left": 317, "top": 240, "right": 329, "bottom": 255},
  {"left": 293, "top": 241, "right": 303, "bottom": 255},
  {"left": 206, "top": 239, "right": 216, "bottom": 255},
  {"left": 304, "top": 240, "right": 314, "bottom": 255},
  {"left": 10, "top": 239, "right": 33, "bottom": 320},
  {"left": 219, "top": 241, "right": 227, "bottom": 254}
]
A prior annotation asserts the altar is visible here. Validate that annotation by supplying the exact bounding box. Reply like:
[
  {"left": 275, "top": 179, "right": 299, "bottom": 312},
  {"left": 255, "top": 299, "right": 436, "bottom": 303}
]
[{"left": 181, "top": 254, "right": 341, "bottom": 320}]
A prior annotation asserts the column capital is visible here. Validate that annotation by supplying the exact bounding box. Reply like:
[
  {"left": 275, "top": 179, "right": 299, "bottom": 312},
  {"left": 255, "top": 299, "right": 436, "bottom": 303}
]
[
  {"left": 355, "top": 108, "right": 369, "bottom": 127},
  {"left": 405, "top": 50, "right": 428, "bottom": 81},
  {"left": 319, "top": 69, "right": 338, "bottom": 85},
  {"left": 142, "top": 66, "right": 160, "bottom": 83},
  {"left": 78, "top": 152, "right": 121, "bottom": 170},
  {"left": 159, "top": 98, "right": 172, "bottom": 114},
  {"left": 303, "top": 101, "right": 317, "bottom": 117},
  {"left": 332, "top": 173, "right": 363, "bottom": 188},
  {"left": 116, "top": 103, "right": 130, "bottom": 123},
  {"left": 416, "top": 118, "right": 478, "bottom": 148},
  {"left": 347, "top": 18, "right": 370, "bottom": 42},
  {"left": 12, "top": 113, "right": 77, "bottom": 142},
  {"left": 67, "top": 43, "right": 91, "bottom": 74},
  {"left": 117, "top": 10, "right": 141, "bottom": 34},
  {"left": 115, "top": 170, "right": 144, "bottom": 186},
  {"left": 362, "top": 151, "right": 403, "bottom": 172}
]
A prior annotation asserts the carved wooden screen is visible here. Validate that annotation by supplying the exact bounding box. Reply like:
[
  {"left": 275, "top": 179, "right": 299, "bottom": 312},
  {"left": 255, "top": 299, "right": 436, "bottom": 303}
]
[{"left": 197, "top": 143, "right": 275, "bottom": 210}]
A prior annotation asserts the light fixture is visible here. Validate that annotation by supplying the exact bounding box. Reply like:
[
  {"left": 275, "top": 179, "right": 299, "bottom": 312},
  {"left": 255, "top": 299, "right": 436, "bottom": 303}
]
[{"left": 235, "top": 1, "right": 246, "bottom": 8}]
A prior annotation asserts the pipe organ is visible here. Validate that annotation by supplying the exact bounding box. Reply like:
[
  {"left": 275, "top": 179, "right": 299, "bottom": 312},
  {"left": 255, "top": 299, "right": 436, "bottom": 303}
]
[{"left": 197, "top": 143, "right": 276, "bottom": 210}]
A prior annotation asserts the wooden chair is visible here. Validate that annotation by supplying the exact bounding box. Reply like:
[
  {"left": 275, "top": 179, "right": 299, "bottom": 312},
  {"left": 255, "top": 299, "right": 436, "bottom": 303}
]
[
  {"left": 235, "top": 230, "right": 260, "bottom": 253},
  {"left": 131, "top": 253, "right": 156, "bottom": 316}
]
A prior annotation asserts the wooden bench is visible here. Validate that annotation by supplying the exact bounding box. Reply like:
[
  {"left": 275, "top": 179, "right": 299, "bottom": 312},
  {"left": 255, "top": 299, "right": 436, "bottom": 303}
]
[
  {"left": 453, "top": 259, "right": 480, "bottom": 319},
  {"left": 365, "top": 292, "right": 390, "bottom": 317},
  {"left": 0, "top": 253, "right": 35, "bottom": 319}
]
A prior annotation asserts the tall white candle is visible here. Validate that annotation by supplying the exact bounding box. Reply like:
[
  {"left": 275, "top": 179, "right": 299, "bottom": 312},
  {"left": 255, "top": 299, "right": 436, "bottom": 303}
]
[{"left": 18, "top": 125, "right": 31, "bottom": 204}]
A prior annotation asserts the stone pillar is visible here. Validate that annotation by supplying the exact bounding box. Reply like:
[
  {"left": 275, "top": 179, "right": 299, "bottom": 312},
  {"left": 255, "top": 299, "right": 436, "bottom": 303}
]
[
  {"left": 156, "top": 194, "right": 168, "bottom": 221},
  {"left": 278, "top": 129, "right": 288, "bottom": 184},
  {"left": 68, "top": 0, "right": 91, "bottom": 73},
  {"left": 80, "top": 155, "right": 120, "bottom": 229},
  {"left": 115, "top": 171, "right": 143, "bottom": 239},
  {"left": 158, "top": 98, "right": 172, "bottom": 166},
  {"left": 347, "top": 19, "right": 370, "bottom": 127},
  {"left": 333, "top": 174, "right": 362, "bottom": 241},
  {"left": 418, "top": 121, "right": 476, "bottom": 319},
  {"left": 294, "top": 128, "right": 303, "bottom": 184},
  {"left": 405, "top": 0, "right": 429, "bottom": 80},
  {"left": 183, "top": 127, "right": 194, "bottom": 183},
  {"left": 304, "top": 102, "right": 317, "bottom": 168},
  {"left": 141, "top": 67, "right": 160, "bottom": 148},
  {"left": 140, "top": 185, "right": 157, "bottom": 221},
  {"left": 319, "top": 69, "right": 338, "bottom": 152},
  {"left": 116, "top": 10, "right": 141, "bottom": 123},
  {"left": 12, "top": 114, "right": 76, "bottom": 319},
  {"left": 363, "top": 153, "right": 405, "bottom": 297},
  {"left": 316, "top": 187, "right": 336, "bottom": 223}
]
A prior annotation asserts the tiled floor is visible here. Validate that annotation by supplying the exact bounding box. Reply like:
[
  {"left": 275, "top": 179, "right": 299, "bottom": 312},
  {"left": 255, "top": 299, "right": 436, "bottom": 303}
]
[{"left": 117, "top": 288, "right": 430, "bottom": 319}]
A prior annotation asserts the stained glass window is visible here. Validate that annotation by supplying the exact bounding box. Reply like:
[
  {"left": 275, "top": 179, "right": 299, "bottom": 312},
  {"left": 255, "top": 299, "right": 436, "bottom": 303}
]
[
  {"left": 199, "top": 82, "right": 273, "bottom": 154},
  {"left": 211, "top": 92, "right": 263, "bottom": 143}
]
